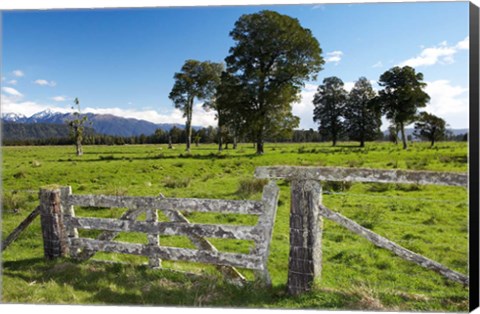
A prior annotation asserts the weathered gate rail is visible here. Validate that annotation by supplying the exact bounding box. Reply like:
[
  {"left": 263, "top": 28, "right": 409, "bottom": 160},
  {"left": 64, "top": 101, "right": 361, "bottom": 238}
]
[
  {"left": 255, "top": 166, "right": 468, "bottom": 295},
  {"left": 38, "top": 182, "right": 279, "bottom": 285}
]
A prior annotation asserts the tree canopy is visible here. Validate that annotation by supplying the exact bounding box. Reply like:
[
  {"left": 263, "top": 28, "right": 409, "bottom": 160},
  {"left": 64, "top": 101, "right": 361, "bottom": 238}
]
[
  {"left": 169, "top": 60, "right": 223, "bottom": 152},
  {"left": 413, "top": 111, "right": 447, "bottom": 147},
  {"left": 224, "top": 10, "right": 324, "bottom": 154},
  {"left": 378, "top": 66, "right": 430, "bottom": 149},
  {"left": 344, "top": 77, "right": 382, "bottom": 147},
  {"left": 312, "top": 76, "right": 348, "bottom": 146}
]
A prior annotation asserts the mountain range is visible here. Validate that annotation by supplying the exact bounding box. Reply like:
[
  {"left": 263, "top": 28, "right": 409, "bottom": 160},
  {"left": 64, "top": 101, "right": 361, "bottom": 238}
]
[
  {"left": 1, "top": 109, "right": 468, "bottom": 139},
  {"left": 1, "top": 110, "right": 187, "bottom": 137}
]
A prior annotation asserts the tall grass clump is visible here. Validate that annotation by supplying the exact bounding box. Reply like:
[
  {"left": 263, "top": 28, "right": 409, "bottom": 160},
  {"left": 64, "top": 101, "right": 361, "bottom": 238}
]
[
  {"left": 2, "top": 191, "right": 29, "bottom": 213},
  {"left": 236, "top": 178, "right": 269, "bottom": 198},
  {"left": 162, "top": 177, "right": 191, "bottom": 189}
]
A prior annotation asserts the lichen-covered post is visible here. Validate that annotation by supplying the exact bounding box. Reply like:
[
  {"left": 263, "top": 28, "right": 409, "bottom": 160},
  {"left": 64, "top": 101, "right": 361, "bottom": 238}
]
[
  {"left": 287, "top": 179, "right": 323, "bottom": 295},
  {"left": 39, "top": 187, "right": 68, "bottom": 259},
  {"left": 146, "top": 208, "right": 161, "bottom": 268},
  {"left": 60, "top": 186, "right": 79, "bottom": 258}
]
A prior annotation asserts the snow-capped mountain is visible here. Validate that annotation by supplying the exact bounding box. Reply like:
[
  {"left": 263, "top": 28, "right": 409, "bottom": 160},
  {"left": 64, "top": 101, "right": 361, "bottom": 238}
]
[
  {"left": 2, "top": 112, "right": 27, "bottom": 122},
  {"left": 1, "top": 109, "right": 187, "bottom": 137},
  {"left": 28, "top": 109, "right": 60, "bottom": 123}
]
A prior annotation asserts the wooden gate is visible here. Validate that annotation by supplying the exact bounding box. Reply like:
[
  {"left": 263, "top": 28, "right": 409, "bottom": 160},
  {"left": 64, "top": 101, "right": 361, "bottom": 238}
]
[{"left": 38, "top": 181, "right": 279, "bottom": 285}]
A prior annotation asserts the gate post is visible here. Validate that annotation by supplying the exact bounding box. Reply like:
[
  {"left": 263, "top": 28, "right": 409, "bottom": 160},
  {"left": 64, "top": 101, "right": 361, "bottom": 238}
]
[
  {"left": 39, "top": 187, "right": 69, "bottom": 259},
  {"left": 287, "top": 179, "right": 323, "bottom": 295}
]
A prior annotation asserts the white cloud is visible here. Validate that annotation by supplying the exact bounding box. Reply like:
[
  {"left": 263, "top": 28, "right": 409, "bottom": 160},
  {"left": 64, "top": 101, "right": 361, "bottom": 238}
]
[
  {"left": 424, "top": 80, "right": 468, "bottom": 115},
  {"left": 325, "top": 51, "right": 343, "bottom": 65},
  {"left": 83, "top": 102, "right": 217, "bottom": 126},
  {"left": 1, "top": 86, "right": 23, "bottom": 97},
  {"left": 34, "top": 79, "right": 57, "bottom": 87},
  {"left": 372, "top": 61, "right": 383, "bottom": 68},
  {"left": 7, "top": 79, "right": 17, "bottom": 85},
  {"left": 292, "top": 83, "right": 317, "bottom": 130},
  {"left": 456, "top": 36, "right": 469, "bottom": 50},
  {"left": 52, "top": 96, "right": 67, "bottom": 102},
  {"left": 12, "top": 70, "right": 24, "bottom": 77},
  {"left": 399, "top": 37, "right": 469, "bottom": 68},
  {"left": 1, "top": 94, "right": 70, "bottom": 117},
  {"left": 343, "top": 81, "right": 355, "bottom": 92}
]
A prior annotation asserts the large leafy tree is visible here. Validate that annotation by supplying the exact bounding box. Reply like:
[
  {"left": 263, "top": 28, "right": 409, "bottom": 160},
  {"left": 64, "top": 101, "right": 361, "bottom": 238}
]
[
  {"left": 224, "top": 10, "right": 324, "bottom": 154},
  {"left": 413, "top": 111, "right": 447, "bottom": 147},
  {"left": 169, "top": 60, "right": 223, "bottom": 152},
  {"left": 378, "top": 66, "right": 430, "bottom": 149},
  {"left": 344, "top": 77, "right": 382, "bottom": 147},
  {"left": 312, "top": 76, "right": 348, "bottom": 146}
]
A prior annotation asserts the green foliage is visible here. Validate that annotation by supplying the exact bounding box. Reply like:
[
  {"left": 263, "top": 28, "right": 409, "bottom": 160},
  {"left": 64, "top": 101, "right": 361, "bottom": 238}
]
[
  {"left": 225, "top": 10, "right": 324, "bottom": 154},
  {"left": 378, "top": 66, "right": 430, "bottom": 149},
  {"left": 169, "top": 60, "right": 223, "bottom": 152},
  {"left": 313, "top": 76, "right": 348, "bottom": 146},
  {"left": 162, "top": 177, "right": 191, "bottom": 189},
  {"left": 67, "top": 98, "right": 89, "bottom": 156},
  {"left": 413, "top": 112, "right": 447, "bottom": 147},
  {"left": 236, "top": 178, "right": 269, "bottom": 198},
  {"left": 344, "top": 77, "right": 382, "bottom": 147}
]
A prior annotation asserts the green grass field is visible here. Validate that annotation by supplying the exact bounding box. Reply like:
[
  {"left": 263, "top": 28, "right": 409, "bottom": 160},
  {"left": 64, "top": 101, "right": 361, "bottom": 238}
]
[{"left": 1, "top": 141, "right": 469, "bottom": 310}]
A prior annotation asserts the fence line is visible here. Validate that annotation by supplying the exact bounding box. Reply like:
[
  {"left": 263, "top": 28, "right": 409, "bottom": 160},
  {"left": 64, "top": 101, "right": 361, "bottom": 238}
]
[
  {"left": 324, "top": 191, "right": 467, "bottom": 204},
  {"left": 255, "top": 166, "right": 469, "bottom": 295},
  {"left": 318, "top": 204, "right": 468, "bottom": 285}
]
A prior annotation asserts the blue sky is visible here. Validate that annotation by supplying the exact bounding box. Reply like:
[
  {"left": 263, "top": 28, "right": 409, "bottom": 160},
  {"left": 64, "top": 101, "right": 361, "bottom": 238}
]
[{"left": 1, "top": 1, "right": 470, "bottom": 129}]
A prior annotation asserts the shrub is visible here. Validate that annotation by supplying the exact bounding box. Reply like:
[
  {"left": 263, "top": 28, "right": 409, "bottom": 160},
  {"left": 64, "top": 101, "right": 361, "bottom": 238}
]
[
  {"left": 13, "top": 170, "right": 27, "bottom": 179},
  {"left": 99, "top": 155, "right": 115, "bottom": 161},
  {"left": 395, "top": 183, "right": 422, "bottom": 192},
  {"left": 2, "top": 191, "right": 28, "bottom": 213},
  {"left": 406, "top": 158, "right": 429, "bottom": 170},
  {"left": 353, "top": 207, "right": 384, "bottom": 230},
  {"left": 236, "top": 178, "right": 269, "bottom": 198},
  {"left": 367, "top": 183, "right": 392, "bottom": 193},
  {"left": 162, "top": 177, "right": 191, "bottom": 189},
  {"left": 322, "top": 181, "right": 352, "bottom": 193}
]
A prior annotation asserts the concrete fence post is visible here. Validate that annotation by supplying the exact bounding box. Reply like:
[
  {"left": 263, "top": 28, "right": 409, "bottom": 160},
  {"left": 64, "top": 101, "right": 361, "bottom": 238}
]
[
  {"left": 287, "top": 179, "right": 323, "bottom": 295},
  {"left": 39, "top": 187, "right": 68, "bottom": 259}
]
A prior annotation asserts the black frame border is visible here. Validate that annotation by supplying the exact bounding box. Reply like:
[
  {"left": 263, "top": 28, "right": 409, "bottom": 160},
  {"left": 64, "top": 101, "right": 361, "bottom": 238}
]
[{"left": 470, "top": 1, "right": 479, "bottom": 312}]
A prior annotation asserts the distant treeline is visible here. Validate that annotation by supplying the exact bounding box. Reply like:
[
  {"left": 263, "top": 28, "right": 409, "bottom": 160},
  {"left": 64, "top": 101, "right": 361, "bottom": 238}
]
[{"left": 1, "top": 122, "right": 467, "bottom": 146}]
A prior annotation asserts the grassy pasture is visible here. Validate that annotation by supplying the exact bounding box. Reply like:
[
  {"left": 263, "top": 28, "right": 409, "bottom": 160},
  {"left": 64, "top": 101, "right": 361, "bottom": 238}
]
[{"left": 1, "top": 141, "right": 469, "bottom": 310}]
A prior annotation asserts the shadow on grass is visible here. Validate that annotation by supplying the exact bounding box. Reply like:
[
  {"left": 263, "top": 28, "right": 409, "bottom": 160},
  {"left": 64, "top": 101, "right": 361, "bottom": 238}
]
[
  {"left": 53, "top": 152, "right": 262, "bottom": 163},
  {"left": 2, "top": 258, "right": 281, "bottom": 306},
  {"left": 2, "top": 258, "right": 468, "bottom": 310}
]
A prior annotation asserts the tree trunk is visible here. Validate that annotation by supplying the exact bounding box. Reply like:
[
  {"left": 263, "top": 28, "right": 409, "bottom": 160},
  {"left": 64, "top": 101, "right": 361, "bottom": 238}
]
[
  {"left": 185, "top": 99, "right": 193, "bottom": 153},
  {"left": 233, "top": 135, "right": 237, "bottom": 149},
  {"left": 168, "top": 136, "right": 173, "bottom": 149},
  {"left": 218, "top": 129, "right": 223, "bottom": 152},
  {"left": 400, "top": 122, "right": 408, "bottom": 149},
  {"left": 256, "top": 137, "right": 264, "bottom": 155},
  {"left": 186, "top": 122, "right": 192, "bottom": 152},
  {"left": 225, "top": 142, "right": 229, "bottom": 149},
  {"left": 76, "top": 138, "right": 83, "bottom": 156}
]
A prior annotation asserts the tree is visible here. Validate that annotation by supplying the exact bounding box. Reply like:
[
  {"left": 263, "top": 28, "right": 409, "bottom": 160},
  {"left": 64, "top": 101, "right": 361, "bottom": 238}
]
[
  {"left": 344, "top": 77, "right": 381, "bottom": 147},
  {"left": 378, "top": 66, "right": 430, "bottom": 149},
  {"left": 413, "top": 112, "right": 447, "bottom": 147},
  {"left": 67, "top": 98, "right": 89, "bottom": 156},
  {"left": 312, "top": 76, "right": 347, "bottom": 146},
  {"left": 224, "top": 10, "right": 324, "bottom": 154},
  {"left": 169, "top": 60, "right": 223, "bottom": 152}
]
